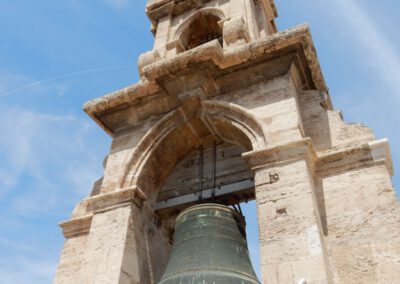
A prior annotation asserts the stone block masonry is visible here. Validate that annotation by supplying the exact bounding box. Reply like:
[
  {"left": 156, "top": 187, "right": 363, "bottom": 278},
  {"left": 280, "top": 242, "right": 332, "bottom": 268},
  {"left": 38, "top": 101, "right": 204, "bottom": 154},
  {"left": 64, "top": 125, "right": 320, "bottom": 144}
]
[{"left": 54, "top": 1, "right": 399, "bottom": 283}]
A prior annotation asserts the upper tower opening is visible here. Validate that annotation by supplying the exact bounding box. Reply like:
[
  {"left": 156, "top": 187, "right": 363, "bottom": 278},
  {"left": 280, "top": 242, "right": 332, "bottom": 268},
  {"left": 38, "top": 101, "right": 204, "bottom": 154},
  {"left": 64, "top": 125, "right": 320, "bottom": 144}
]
[
  {"left": 143, "top": 0, "right": 278, "bottom": 61},
  {"left": 178, "top": 12, "right": 223, "bottom": 51}
]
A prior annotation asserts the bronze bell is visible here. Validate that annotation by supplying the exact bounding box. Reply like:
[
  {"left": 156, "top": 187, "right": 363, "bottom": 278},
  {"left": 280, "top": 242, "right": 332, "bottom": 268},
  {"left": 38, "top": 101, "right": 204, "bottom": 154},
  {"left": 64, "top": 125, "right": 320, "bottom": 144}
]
[{"left": 158, "top": 203, "right": 260, "bottom": 284}]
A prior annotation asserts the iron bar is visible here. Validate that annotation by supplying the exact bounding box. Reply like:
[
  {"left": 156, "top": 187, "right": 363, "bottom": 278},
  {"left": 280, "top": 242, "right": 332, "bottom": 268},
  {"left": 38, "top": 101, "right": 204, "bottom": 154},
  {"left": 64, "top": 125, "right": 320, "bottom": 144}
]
[
  {"left": 198, "top": 144, "right": 204, "bottom": 201},
  {"left": 211, "top": 140, "right": 217, "bottom": 201}
]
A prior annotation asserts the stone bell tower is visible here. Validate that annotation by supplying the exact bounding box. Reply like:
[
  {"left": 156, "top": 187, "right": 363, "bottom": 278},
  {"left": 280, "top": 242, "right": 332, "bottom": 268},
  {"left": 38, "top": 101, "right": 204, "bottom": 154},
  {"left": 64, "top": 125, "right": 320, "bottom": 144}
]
[{"left": 54, "top": 0, "right": 400, "bottom": 283}]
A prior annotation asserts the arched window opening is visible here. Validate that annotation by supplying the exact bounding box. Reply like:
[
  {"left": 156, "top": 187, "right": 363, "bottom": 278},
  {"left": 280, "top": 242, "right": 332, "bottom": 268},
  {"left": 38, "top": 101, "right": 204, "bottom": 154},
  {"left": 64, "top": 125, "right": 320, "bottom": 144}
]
[
  {"left": 154, "top": 137, "right": 261, "bottom": 283},
  {"left": 179, "top": 14, "right": 223, "bottom": 51}
]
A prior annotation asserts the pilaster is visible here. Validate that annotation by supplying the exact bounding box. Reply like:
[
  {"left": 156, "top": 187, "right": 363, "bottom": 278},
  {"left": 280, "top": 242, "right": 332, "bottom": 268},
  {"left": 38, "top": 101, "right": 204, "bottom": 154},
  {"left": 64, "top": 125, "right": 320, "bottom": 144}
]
[
  {"left": 244, "top": 139, "right": 332, "bottom": 284},
  {"left": 54, "top": 187, "right": 169, "bottom": 284}
]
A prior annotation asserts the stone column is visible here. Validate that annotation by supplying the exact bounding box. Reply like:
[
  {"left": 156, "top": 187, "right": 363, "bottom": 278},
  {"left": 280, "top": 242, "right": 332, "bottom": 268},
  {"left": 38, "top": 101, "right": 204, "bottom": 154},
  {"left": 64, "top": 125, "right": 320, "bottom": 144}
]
[
  {"left": 80, "top": 204, "right": 147, "bottom": 284},
  {"left": 54, "top": 187, "right": 164, "bottom": 284},
  {"left": 244, "top": 139, "right": 332, "bottom": 284}
]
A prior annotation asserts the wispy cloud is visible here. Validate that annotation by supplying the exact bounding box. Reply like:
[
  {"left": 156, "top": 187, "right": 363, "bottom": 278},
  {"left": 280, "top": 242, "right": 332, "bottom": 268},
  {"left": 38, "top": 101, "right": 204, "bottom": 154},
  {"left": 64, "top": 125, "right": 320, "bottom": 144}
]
[
  {"left": 303, "top": 0, "right": 400, "bottom": 192},
  {"left": 104, "top": 0, "right": 129, "bottom": 10},
  {"left": 0, "top": 255, "right": 57, "bottom": 284},
  {"left": 326, "top": 0, "right": 400, "bottom": 157},
  {"left": 0, "top": 69, "right": 110, "bottom": 283},
  {"left": 0, "top": 237, "right": 50, "bottom": 258},
  {"left": 0, "top": 104, "right": 107, "bottom": 215},
  {"left": 0, "top": 67, "right": 110, "bottom": 215},
  {"left": 332, "top": 0, "right": 400, "bottom": 102},
  {"left": 0, "top": 107, "right": 71, "bottom": 190},
  {"left": 0, "top": 66, "right": 125, "bottom": 97}
]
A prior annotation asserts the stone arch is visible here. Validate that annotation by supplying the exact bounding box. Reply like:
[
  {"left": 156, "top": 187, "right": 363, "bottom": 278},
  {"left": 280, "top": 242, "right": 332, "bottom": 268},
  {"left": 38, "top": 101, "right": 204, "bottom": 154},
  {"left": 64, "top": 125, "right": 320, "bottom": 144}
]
[
  {"left": 200, "top": 101, "right": 266, "bottom": 151},
  {"left": 174, "top": 8, "right": 226, "bottom": 51},
  {"left": 120, "top": 101, "right": 267, "bottom": 199}
]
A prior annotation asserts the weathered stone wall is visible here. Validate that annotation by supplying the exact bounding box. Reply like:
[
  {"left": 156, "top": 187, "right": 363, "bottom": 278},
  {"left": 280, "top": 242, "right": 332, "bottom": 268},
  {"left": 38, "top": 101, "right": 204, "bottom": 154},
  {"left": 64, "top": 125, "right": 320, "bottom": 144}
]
[
  {"left": 54, "top": 200, "right": 173, "bottom": 284},
  {"left": 54, "top": 234, "right": 89, "bottom": 283},
  {"left": 254, "top": 159, "right": 330, "bottom": 283},
  {"left": 322, "top": 164, "right": 400, "bottom": 283},
  {"left": 217, "top": 74, "right": 304, "bottom": 145},
  {"left": 54, "top": 2, "right": 399, "bottom": 282},
  {"left": 299, "top": 90, "right": 375, "bottom": 151}
]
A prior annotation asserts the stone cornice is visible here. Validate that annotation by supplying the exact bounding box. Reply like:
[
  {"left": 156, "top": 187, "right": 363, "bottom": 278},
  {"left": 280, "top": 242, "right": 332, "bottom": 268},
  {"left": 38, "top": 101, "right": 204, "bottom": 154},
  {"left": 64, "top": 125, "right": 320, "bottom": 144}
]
[
  {"left": 84, "top": 25, "right": 328, "bottom": 136},
  {"left": 86, "top": 186, "right": 147, "bottom": 212},
  {"left": 368, "top": 139, "right": 394, "bottom": 176},
  {"left": 59, "top": 214, "right": 93, "bottom": 238},
  {"left": 59, "top": 187, "right": 147, "bottom": 238},
  {"left": 243, "top": 138, "right": 317, "bottom": 171},
  {"left": 242, "top": 138, "right": 394, "bottom": 178},
  {"left": 141, "top": 24, "right": 326, "bottom": 89},
  {"left": 317, "top": 139, "right": 394, "bottom": 177},
  {"left": 83, "top": 80, "right": 162, "bottom": 136}
]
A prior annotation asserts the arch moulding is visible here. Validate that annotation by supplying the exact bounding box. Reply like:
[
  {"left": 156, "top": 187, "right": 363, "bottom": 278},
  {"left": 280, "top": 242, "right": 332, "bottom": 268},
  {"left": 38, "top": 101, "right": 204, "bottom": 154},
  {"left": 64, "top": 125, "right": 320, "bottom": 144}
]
[{"left": 119, "top": 100, "right": 268, "bottom": 198}]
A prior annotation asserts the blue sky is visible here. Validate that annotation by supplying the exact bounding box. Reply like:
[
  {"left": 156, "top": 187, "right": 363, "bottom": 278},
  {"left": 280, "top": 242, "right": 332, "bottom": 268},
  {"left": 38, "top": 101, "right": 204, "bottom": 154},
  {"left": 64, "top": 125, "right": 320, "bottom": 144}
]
[{"left": 0, "top": 0, "right": 399, "bottom": 283}]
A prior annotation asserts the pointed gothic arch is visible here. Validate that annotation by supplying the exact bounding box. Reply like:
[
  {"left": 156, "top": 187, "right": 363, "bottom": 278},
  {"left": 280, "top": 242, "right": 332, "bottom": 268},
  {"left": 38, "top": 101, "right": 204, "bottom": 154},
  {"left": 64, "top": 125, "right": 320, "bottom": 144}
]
[{"left": 119, "top": 101, "right": 267, "bottom": 201}]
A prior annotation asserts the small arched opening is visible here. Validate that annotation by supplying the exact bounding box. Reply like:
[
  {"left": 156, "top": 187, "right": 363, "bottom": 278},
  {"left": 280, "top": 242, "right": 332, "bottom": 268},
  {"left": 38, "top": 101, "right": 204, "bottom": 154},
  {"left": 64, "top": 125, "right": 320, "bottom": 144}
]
[{"left": 177, "top": 12, "right": 223, "bottom": 51}]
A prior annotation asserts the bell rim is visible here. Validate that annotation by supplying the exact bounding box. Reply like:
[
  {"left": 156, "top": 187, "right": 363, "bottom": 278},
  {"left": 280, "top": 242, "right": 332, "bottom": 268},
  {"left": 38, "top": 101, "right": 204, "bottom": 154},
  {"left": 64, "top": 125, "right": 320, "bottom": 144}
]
[{"left": 159, "top": 268, "right": 261, "bottom": 284}]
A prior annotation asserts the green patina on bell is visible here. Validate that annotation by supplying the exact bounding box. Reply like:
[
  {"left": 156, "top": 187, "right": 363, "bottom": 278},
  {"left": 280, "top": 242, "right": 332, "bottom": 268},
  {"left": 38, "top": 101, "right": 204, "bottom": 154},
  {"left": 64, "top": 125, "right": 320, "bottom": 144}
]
[{"left": 158, "top": 203, "right": 260, "bottom": 284}]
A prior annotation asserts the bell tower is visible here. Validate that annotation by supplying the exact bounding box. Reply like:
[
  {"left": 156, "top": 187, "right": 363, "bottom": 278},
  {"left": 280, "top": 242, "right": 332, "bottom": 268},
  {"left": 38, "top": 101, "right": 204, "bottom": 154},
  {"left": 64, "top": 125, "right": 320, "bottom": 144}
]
[
  {"left": 145, "top": 0, "right": 277, "bottom": 57},
  {"left": 54, "top": 1, "right": 400, "bottom": 283}
]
